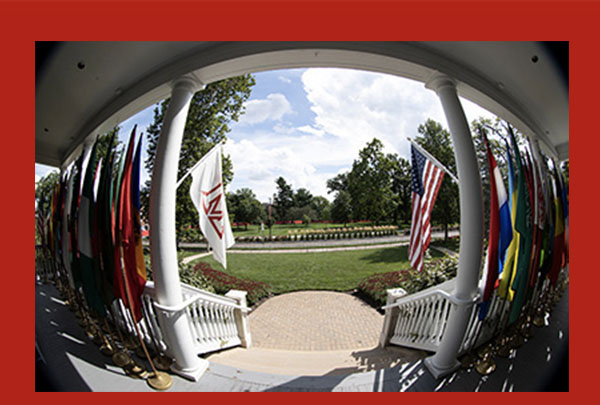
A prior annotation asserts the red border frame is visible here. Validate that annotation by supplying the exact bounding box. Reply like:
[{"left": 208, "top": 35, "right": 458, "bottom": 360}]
[{"left": 16, "top": 0, "right": 591, "bottom": 397}]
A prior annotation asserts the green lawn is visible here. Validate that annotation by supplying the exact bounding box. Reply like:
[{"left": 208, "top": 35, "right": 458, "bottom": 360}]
[{"left": 189, "top": 245, "right": 443, "bottom": 294}]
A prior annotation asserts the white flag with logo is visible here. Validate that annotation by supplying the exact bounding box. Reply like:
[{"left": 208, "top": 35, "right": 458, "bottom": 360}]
[{"left": 189, "top": 145, "right": 235, "bottom": 268}]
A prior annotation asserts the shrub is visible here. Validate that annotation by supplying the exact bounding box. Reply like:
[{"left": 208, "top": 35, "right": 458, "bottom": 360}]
[
  {"left": 193, "top": 262, "right": 272, "bottom": 306},
  {"left": 401, "top": 256, "right": 458, "bottom": 294},
  {"left": 145, "top": 251, "right": 215, "bottom": 293},
  {"left": 357, "top": 270, "right": 411, "bottom": 306},
  {"left": 356, "top": 256, "right": 459, "bottom": 307},
  {"left": 179, "top": 259, "right": 215, "bottom": 293}
]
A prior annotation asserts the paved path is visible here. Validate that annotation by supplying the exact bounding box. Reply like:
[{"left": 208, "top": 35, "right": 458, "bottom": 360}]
[
  {"left": 182, "top": 230, "right": 459, "bottom": 264},
  {"left": 248, "top": 291, "right": 384, "bottom": 351},
  {"left": 205, "top": 290, "right": 427, "bottom": 375},
  {"left": 179, "top": 230, "right": 459, "bottom": 250}
]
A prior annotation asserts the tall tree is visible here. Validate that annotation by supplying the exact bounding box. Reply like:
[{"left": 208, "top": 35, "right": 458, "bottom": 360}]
[
  {"left": 96, "top": 127, "right": 122, "bottom": 171},
  {"left": 35, "top": 171, "right": 60, "bottom": 215},
  {"left": 141, "top": 75, "right": 255, "bottom": 237},
  {"left": 273, "top": 176, "right": 294, "bottom": 221},
  {"left": 388, "top": 154, "right": 412, "bottom": 225},
  {"left": 414, "top": 119, "right": 458, "bottom": 240},
  {"left": 330, "top": 190, "right": 352, "bottom": 226},
  {"left": 227, "top": 188, "right": 265, "bottom": 229},
  {"left": 347, "top": 138, "right": 394, "bottom": 224},
  {"left": 326, "top": 172, "right": 348, "bottom": 195},
  {"left": 35, "top": 170, "right": 60, "bottom": 244},
  {"left": 294, "top": 188, "right": 313, "bottom": 208},
  {"left": 310, "top": 196, "right": 331, "bottom": 221}
]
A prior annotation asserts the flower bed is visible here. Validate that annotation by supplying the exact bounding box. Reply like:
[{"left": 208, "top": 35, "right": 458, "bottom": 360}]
[
  {"left": 192, "top": 262, "right": 272, "bottom": 306},
  {"left": 357, "top": 256, "right": 459, "bottom": 308},
  {"left": 289, "top": 225, "right": 398, "bottom": 239},
  {"left": 357, "top": 269, "right": 412, "bottom": 306}
]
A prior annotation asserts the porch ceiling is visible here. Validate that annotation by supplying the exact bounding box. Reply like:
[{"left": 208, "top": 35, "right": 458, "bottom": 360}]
[{"left": 35, "top": 41, "right": 568, "bottom": 168}]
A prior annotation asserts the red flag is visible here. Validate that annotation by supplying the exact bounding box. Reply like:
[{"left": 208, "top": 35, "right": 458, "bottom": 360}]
[
  {"left": 481, "top": 133, "right": 500, "bottom": 304},
  {"left": 119, "top": 127, "right": 146, "bottom": 322},
  {"left": 116, "top": 126, "right": 146, "bottom": 322}
]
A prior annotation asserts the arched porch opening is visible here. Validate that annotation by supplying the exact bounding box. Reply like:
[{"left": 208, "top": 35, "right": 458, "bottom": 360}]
[{"left": 36, "top": 42, "right": 568, "bottom": 381}]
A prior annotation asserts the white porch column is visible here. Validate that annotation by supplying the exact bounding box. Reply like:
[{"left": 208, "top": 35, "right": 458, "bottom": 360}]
[
  {"left": 148, "top": 74, "right": 208, "bottom": 381},
  {"left": 423, "top": 74, "right": 484, "bottom": 379}
]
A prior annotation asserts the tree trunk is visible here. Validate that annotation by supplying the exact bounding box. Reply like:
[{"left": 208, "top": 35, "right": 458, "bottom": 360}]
[{"left": 444, "top": 222, "right": 449, "bottom": 241}]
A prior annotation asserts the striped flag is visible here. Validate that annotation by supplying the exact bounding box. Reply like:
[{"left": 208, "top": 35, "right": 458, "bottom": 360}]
[
  {"left": 479, "top": 132, "right": 512, "bottom": 318},
  {"left": 408, "top": 144, "right": 445, "bottom": 272},
  {"left": 497, "top": 139, "right": 519, "bottom": 300}
]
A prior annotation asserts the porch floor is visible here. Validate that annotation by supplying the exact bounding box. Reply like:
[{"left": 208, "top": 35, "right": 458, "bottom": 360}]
[{"left": 35, "top": 280, "right": 568, "bottom": 391}]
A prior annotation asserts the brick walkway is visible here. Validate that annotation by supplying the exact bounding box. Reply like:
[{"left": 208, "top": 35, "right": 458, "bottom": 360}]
[{"left": 248, "top": 291, "right": 384, "bottom": 351}]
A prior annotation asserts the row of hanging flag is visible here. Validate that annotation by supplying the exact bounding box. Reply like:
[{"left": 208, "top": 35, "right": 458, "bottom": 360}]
[
  {"left": 37, "top": 126, "right": 147, "bottom": 323},
  {"left": 481, "top": 126, "right": 568, "bottom": 323},
  {"left": 408, "top": 125, "right": 569, "bottom": 324}
]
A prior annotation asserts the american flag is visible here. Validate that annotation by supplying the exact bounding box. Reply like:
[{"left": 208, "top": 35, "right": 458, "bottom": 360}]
[{"left": 408, "top": 144, "right": 445, "bottom": 271}]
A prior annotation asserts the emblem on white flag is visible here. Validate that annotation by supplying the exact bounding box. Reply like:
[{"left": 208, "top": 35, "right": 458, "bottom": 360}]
[{"left": 189, "top": 144, "right": 235, "bottom": 269}]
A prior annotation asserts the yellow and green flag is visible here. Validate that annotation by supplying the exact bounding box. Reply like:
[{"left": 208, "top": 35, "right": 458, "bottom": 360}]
[{"left": 508, "top": 127, "right": 533, "bottom": 324}]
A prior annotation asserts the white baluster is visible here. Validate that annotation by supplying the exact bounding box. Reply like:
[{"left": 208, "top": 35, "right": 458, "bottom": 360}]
[
  {"left": 415, "top": 299, "right": 430, "bottom": 343},
  {"left": 196, "top": 301, "right": 208, "bottom": 344},
  {"left": 207, "top": 303, "right": 218, "bottom": 342},
  {"left": 214, "top": 304, "right": 226, "bottom": 341},
  {"left": 187, "top": 302, "right": 200, "bottom": 345},
  {"left": 435, "top": 297, "right": 448, "bottom": 343},
  {"left": 403, "top": 301, "right": 412, "bottom": 340},
  {"left": 226, "top": 307, "right": 236, "bottom": 339}
]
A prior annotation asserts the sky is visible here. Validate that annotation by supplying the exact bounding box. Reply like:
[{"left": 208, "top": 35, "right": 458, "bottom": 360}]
[{"left": 35, "top": 67, "right": 496, "bottom": 202}]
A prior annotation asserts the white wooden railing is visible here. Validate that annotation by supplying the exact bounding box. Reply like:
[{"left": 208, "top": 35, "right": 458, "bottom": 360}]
[
  {"left": 382, "top": 278, "right": 509, "bottom": 355},
  {"left": 111, "top": 281, "right": 250, "bottom": 357}
]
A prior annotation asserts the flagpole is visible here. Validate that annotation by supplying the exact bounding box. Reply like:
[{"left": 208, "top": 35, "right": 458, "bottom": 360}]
[
  {"left": 407, "top": 137, "right": 459, "bottom": 183},
  {"left": 175, "top": 140, "right": 225, "bottom": 189},
  {"left": 119, "top": 247, "right": 173, "bottom": 390}
]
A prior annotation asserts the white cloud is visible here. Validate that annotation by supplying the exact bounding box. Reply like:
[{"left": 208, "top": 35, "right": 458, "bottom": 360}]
[
  {"left": 301, "top": 68, "right": 496, "bottom": 160},
  {"left": 238, "top": 93, "right": 292, "bottom": 125},
  {"left": 224, "top": 135, "right": 348, "bottom": 202},
  {"left": 297, "top": 125, "right": 325, "bottom": 137},
  {"left": 300, "top": 68, "right": 442, "bottom": 160},
  {"left": 278, "top": 75, "right": 292, "bottom": 84},
  {"left": 224, "top": 68, "right": 498, "bottom": 202}
]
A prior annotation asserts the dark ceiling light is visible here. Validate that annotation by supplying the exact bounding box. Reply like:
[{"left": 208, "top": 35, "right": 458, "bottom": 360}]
[
  {"left": 44, "top": 128, "right": 49, "bottom": 133},
  {"left": 77, "top": 61, "right": 86, "bottom": 70},
  {"left": 531, "top": 55, "right": 539, "bottom": 63}
]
